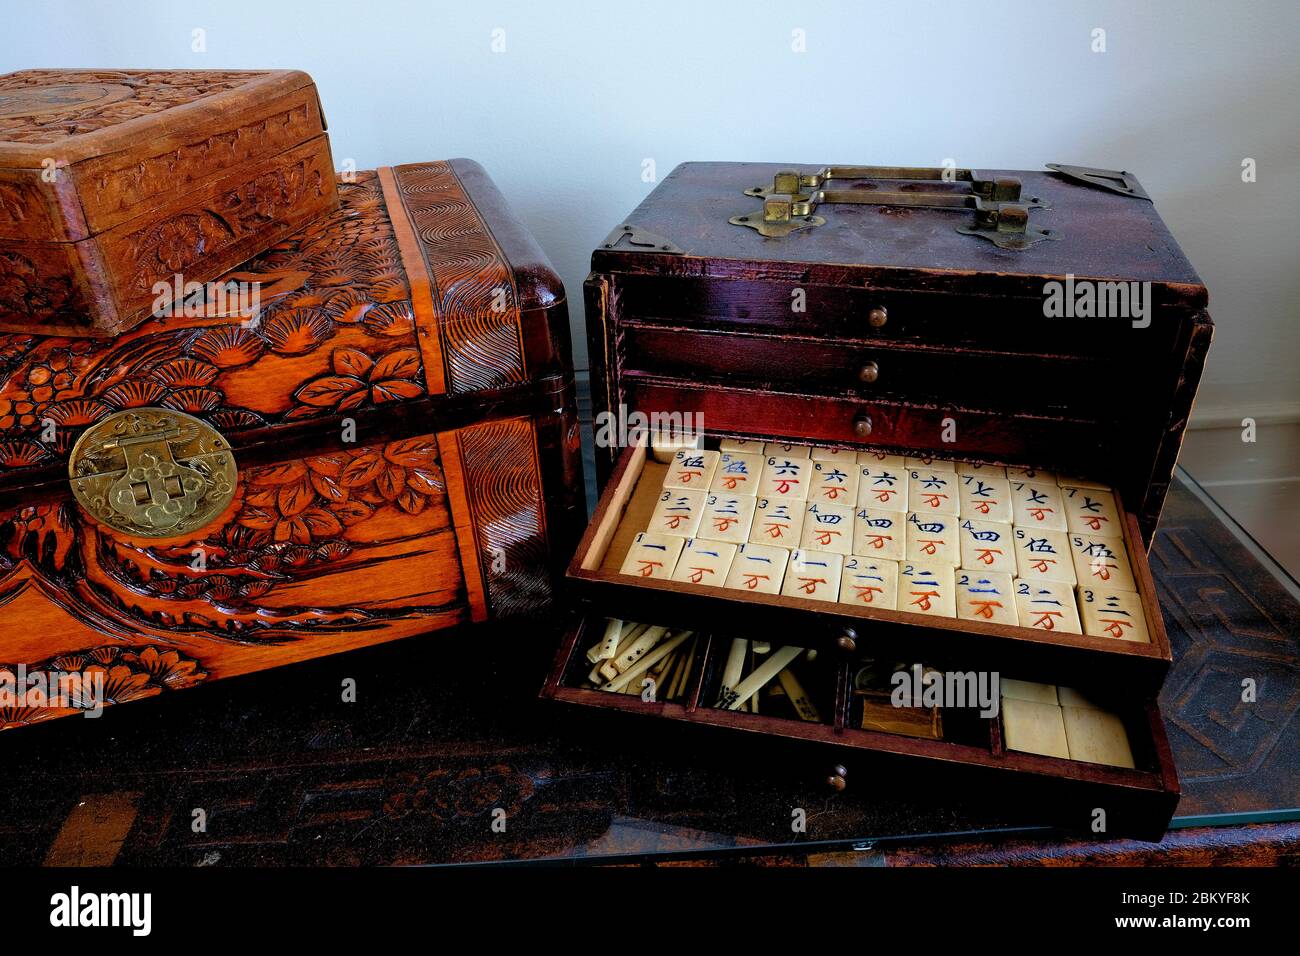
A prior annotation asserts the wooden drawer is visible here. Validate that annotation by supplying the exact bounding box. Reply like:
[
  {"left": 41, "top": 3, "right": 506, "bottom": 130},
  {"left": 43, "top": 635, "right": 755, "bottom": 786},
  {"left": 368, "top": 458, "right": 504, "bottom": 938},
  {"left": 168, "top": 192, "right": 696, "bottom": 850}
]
[
  {"left": 566, "top": 438, "right": 1171, "bottom": 692},
  {"left": 542, "top": 616, "right": 1180, "bottom": 839},
  {"left": 621, "top": 322, "right": 1114, "bottom": 413},
  {"left": 622, "top": 377, "right": 1120, "bottom": 480},
  {"left": 610, "top": 273, "right": 1185, "bottom": 358}
]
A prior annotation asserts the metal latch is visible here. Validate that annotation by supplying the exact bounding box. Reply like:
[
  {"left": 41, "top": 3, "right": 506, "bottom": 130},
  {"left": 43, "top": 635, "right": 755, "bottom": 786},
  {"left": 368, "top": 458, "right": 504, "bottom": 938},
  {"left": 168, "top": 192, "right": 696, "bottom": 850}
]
[
  {"left": 729, "top": 165, "right": 1059, "bottom": 250},
  {"left": 69, "top": 409, "right": 237, "bottom": 538}
]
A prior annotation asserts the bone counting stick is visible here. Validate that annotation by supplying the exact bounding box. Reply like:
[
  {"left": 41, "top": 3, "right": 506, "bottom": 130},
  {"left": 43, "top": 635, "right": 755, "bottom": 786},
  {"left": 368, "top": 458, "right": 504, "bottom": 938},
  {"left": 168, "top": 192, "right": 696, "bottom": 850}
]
[
  {"left": 600, "top": 631, "right": 692, "bottom": 693},
  {"left": 715, "top": 638, "right": 749, "bottom": 707},
  {"left": 587, "top": 619, "right": 625, "bottom": 663},
  {"left": 777, "top": 667, "right": 821, "bottom": 722},
  {"left": 722, "top": 645, "right": 805, "bottom": 710}
]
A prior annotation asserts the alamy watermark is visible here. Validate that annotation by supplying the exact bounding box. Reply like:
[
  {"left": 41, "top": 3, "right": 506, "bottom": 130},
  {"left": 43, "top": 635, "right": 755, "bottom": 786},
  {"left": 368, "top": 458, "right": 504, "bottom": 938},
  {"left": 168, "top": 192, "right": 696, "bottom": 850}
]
[
  {"left": 1043, "top": 273, "right": 1151, "bottom": 328},
  {"left": 0, "top": 665, "right": 104, "bottom": 718},
  {"left": 593, "top": 403, "right": 704, "bottom": 449},
  {"left": 891, "top": 663, "right": 1000, "bottom": 718}
]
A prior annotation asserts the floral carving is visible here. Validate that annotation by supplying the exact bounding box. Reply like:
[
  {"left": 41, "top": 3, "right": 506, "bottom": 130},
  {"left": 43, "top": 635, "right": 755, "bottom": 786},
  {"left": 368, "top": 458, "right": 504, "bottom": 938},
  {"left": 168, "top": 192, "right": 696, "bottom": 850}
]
[
  {"left": 381, "top": 765, "right": 536, "bottom": 824},
  {"left": 0, "top": 644, "right": 207, "bottom": 730},
  {"left": 289, "top": 346, "right": 424, "bottom": 418}
]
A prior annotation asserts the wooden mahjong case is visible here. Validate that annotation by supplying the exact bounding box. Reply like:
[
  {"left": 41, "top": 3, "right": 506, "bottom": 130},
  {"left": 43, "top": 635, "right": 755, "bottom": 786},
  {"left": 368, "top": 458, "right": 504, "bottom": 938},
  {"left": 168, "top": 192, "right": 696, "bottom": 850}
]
[
  {"left": 545, "top": 162, "right": 1213, "bottom": 837},
  {"left": 0, "top": 69, "right": 339, "bottom": 337},
  {"left": 0, "top": 158, "right": 584, "bottom": 729}
]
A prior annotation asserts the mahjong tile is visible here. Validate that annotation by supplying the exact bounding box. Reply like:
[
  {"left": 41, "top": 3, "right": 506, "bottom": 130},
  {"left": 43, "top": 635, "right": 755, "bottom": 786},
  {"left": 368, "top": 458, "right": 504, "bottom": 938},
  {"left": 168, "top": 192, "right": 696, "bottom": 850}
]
[
  {"left": 958, "top": 474, "right": 1012, "bottom": 524},
  {"left": 811, "top": 445, "right": 856, "bottom": 462},
  {"left": 1001, "top": 697, "right": 1070, "bottom": 759},
  {"left": 781, "top": 549, "right": 843, "bottom": 602},
  {"left": 763, "top": 441, "right": 810, "bottom": 459},
  {"left": 1010, "top": 481, "right": 1067, "bottom": 532},
  {"left": 905, "top": 512, "right": 960, "bottom": 566},
  {"left": 808, "top": 460, "right": 860, "bottom": 504},
  {"left": 1062, "top": 487, "right": 1123, "bottom": 537},
  {"left": 856, "top": 464, "right": 908, "bottom": 512},
  {"left": 1061, "top": 705, "right": 1135, "bottom": 768},
  {"left": 905, "top": 455, "right": 956, "bottom": 473},
  {"left": 957, "top": 461, "right": 1007, "bottom": 479},
  {"left": 723, "top": 542, "right": 789, "bottom": 595},
  {"left": 957, "top": 518, "right": 1017, "bottom": 575},
  {"left": 618, "top": 532, "right": 684, "bottom": 580},
  {"left": 899, "top": 563, "right": 956, "bottom": 617},
  {"left": 710, "top": 451, "right": 763, "bottom": 496},
  {"left": 649, "top": 428, "right": 703, "bottom": 463},
  {"left": 697, "top": 493, "right": 756, "bottom": 544},
  {"left": 1055, "top": 474, "right": 1111, "bottom": 491},
  {"left": 750, "top": 497, "right": 805, "bottom": 546},
  {"left": 661, "top": 449, "right": 719, "bottom": 490},
  {"left": 1007, "top": 466, "right": 1056, "bottom": 484},
  {"left": 1069, "top": 534, "right": 1136, "bottom": 591},
  {"left": 857, "top": 451, "right": 907, "bottom": 469},
  {"left": 1012, "top": 528, "right": 1076, "bottom": 585},
  {"left": 852, "top": 507, "right": 905, "bottom": 561},
  {"left": 1077, "top": 587, "right": 1150, "bottom": 643},
  {"left": 1000, "top": 679, "right": 1060, "bottom": 705},
  {"left": 955, "top": 570, "right": 1018, "bottom": 625},
  {"left": 647, "top": 489, "right": 705, "bottom": 538},
  {"left": 758, "top": 456, "right": 811, "bottom": 500},
  {"left": 908, "top": 470, "right": 959, "bottom": 515},
  {"left": 1013, "top": 579, "right": 1082, "bottom": 634},
  {"left": 719, "top": 438, "right": 764, "bottom": 454},
  {"left": 801, "top": 502, "right": 855, "bottom": 555},
  {"left": 839, "top": 556, "right": 899, "bottom": 610},
  {"left": 669, "top": 538, "right": 736, "bottom": 587}
]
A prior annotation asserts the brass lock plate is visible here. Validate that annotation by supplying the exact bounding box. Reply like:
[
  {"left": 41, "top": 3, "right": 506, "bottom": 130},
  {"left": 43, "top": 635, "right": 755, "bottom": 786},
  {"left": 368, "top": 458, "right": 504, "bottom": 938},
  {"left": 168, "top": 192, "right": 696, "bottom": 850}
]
[{"left": 68, "top": 409, "right": 237, "bottom": 538}]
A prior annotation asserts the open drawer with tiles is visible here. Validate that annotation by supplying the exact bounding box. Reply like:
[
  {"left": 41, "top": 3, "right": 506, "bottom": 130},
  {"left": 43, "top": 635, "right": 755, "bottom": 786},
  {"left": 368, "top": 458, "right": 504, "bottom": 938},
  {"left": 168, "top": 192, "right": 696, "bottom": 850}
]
[
  {"left": 541, "top": 616, "right": 1180, "bottom": 838},
  {"left": 564, "top": 435, "right": 1173, "bottom": 692}
]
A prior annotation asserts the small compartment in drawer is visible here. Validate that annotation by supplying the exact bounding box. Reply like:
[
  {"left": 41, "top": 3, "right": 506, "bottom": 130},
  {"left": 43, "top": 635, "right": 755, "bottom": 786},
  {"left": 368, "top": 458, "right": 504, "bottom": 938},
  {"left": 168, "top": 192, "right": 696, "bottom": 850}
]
[
  {"left": 542, "top": 616, "right": 1180, "bottom": 838},
  {"left": 568, "top": 435, "right": 1172, "bottom": 691}
]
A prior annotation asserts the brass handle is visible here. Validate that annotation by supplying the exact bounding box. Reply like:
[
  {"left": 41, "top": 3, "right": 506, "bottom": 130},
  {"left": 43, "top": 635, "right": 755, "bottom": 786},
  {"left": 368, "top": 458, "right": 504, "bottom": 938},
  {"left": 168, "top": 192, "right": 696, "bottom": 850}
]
[
  {"left": 826, "top": 764, "right": 848, "bottom": 793},
  {"left": 732, "top": 165, "right": 1058, "bottom": 249},
  {"left": 853, "top": 414, "right": 873, "bottom": 439},
  {"left": 858, "top": 360, "right": 880, "bottom": 384},
  {"left": 867, "top": 307, "right": 888, "bottom": 329}
]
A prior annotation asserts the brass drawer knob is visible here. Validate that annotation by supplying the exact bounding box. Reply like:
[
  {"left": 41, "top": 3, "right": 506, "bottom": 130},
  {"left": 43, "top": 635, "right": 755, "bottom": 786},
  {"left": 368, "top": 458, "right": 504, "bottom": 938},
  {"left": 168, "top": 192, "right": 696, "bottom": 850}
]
[
  {"left": 853, "top": 414, "right": 873, "bottom": 438},
  {"left": 867, "top": 306, "right": 888, "bottom": 328},
  {"left": 857, "top": 360, "right": 880, "bottom": 384},
  {"left": 827, "top": 765, "right": 848, "bottom": 793},
  {"left": 836, "top": 627, "right": 859, "bottom": 655}
]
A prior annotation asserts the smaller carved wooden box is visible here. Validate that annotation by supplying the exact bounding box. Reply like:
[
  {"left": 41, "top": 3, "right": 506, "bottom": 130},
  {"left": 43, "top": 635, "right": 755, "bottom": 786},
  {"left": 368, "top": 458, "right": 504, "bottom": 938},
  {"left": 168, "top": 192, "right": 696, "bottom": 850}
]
[{"left": 0, "top": 69, "right": 339, "bottom": 336}]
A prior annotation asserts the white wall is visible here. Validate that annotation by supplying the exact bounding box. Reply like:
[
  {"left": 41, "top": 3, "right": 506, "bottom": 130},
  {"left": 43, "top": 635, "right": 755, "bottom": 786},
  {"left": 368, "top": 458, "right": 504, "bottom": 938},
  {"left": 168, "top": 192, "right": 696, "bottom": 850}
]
[{"left": 4, "top": 0, "right": 1297, "bottom": 424}]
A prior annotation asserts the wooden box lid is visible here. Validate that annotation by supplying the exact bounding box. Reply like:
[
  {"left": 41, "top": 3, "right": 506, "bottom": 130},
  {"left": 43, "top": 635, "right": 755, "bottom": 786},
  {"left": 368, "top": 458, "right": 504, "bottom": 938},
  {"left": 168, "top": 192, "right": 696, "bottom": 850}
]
[
  {"left": 0, "top": 69, "right": 338, "bottom": 336},
  {"left": 594, "top": 161, "right": 1207, "bottom": 312}
]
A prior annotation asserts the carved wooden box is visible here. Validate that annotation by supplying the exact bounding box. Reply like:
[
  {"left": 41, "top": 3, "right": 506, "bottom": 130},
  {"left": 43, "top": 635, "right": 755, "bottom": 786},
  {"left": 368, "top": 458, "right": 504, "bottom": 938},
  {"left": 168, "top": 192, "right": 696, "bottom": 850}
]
[
  {"left": 0, "top": 69, "right": 339, "bottom": 337},
  {"left": 545, "top": 161, "right": 1214, "bottom": 837},
  {"left": 0, "top": 160, "right": 583, "bottom": 730}
]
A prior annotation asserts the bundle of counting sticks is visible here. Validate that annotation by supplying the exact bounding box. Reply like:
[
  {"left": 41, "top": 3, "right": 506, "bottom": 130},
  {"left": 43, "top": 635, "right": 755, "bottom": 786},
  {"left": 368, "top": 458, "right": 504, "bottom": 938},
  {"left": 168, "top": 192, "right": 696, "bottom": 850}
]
[
  {"left": 619, "top": 438, "right": 1148, "bottom": 643},
  {"left": 583, "top": 620, "right": 820, "bottom": 719}
]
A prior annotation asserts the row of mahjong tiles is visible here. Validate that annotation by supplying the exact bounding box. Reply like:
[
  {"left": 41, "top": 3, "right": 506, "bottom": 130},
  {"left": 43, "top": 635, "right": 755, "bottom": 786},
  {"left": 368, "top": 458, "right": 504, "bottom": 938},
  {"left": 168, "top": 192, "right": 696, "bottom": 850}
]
[{"left": 619, "top": 442, "right": 1148, "bottom": 640}]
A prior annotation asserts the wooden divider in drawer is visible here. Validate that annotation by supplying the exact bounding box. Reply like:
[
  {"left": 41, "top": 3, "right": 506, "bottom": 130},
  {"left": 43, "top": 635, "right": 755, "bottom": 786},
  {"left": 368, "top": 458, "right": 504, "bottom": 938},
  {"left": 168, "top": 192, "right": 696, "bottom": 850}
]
[
  {"left": 620, "top": 323, "right": 1112, "bottom": 412},
  {"left": 566, "top": 438, "right": 1171, "bottom": 691}
]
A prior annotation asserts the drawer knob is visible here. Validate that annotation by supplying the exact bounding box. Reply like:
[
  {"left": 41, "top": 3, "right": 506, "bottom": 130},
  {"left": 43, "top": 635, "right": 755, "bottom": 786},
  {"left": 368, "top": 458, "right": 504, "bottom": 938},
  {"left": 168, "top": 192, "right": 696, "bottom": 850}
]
[
  {"left": 836, "top": 627, "right": 859, "bottom": 655},
  {"left": 857, "top": 360, "right": 880, "bottom": 384},
  {"left": 867, "top": 306, "right": 888, "bottom": 329},
  {"left": 826, "top": 765, "right": 848, "bottom": 793},
  {"left": 853, "top": 414, "right": 873, "bottom": 438}
]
